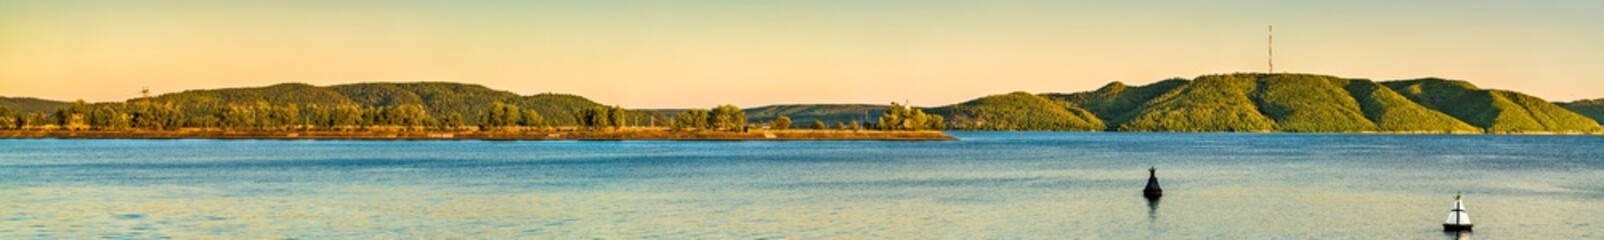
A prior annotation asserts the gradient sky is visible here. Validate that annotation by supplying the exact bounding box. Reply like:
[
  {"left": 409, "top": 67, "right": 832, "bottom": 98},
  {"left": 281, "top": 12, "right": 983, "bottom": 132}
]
[{"left": 2, "top": 0, "right": 1601, "bottom": 108}]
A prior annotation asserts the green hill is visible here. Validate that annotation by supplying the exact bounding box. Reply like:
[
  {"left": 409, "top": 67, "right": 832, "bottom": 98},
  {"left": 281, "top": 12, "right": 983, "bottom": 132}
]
[
  {"left": 1046, "top": 79, "right": 1187, "bottom": 128},
  {"left": 1039, "top": 73, "right": 1552, "bottom": 132},
  {"left": 142, "top": 82, "right": 619, "bottom": 126},
  {"left": 1383, "top": 79, "right": 1599, "bottom": 132},
  {"left": 1343, "top": 80, "right": 1479, "bottom": 132},
  {"left": 926, "top": 92, "right": 1104, "bottom": 131},
  {"left": 1561, "top": 98, "right": 1604, "bottom": 125},
  {"left": 1116, "top": 74, "right": 1278, "bottom": 132},
  {"left": 1252, "top": 74, "right": 1379, "bottom": 132},
  {"left": 743, "top": 104, "right": 886, "bottom": 126},
  {"left": 6, "top": 73, "right": 1599, "bottom": 133},
  {"left": 0, "top": 97, "right": 70, "bottom": 113}
]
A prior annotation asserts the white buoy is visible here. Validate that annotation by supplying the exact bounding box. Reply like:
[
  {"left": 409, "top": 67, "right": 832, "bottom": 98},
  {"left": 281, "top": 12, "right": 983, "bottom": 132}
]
[{"left": 1443, "top": 193, "right": 1473, "bottom": 231}]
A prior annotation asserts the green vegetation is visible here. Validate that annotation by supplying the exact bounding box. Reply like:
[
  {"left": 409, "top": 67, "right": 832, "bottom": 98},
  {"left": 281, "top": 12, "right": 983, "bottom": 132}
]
[
  {"left": 129, "top": 82, "right": 629, "bottom": 127},
  {"left": 1048, "top": 79, "right": 1187, "bottom": 128},
  {"left": 744, "top": 104, "right": 884, "bottom": 127},
  {"left": 0, "top": 97, "right": 70, "bottom": 115},
  {"left": 0, "top": 106, "right": 14, "bottom": 129},
  {"left": 663, "top": 105, "right": 749, "bottom": 132},
  {"left": 578, "top": 105, "right": 626, "bottom": 130},
  {"left": 878, "top": 102, "right": 945, "bottom": 131},
  {"left": 772, "top": 116, "right": 793, "bottom": 130},
  {"left": 1384, "top": 78, "right": 1599, "bottom": 132},
  {"left": 1117, "top": 74, "right": 1276, "bottom": 132},
  {"left": 4, "top": 73, "right": 1600, "bottom": 134},
  {"left": 1253, "top": 74, "right": 1376, "bottom": 132},
  {"left": 927, "top": 92, "right": 1101, "bottom": 131},
  {"left": 1343, "top": 80, "right": 1479, "bottom": 132},
  {"left": 709, "top": 105, "right": 747, "bottom": 131},
  {"left": 670, "top": 109, "right": 710, "bottom": 131},
  {"left": 1561, "top": 98, "right": 1604, "bottom": 125}
]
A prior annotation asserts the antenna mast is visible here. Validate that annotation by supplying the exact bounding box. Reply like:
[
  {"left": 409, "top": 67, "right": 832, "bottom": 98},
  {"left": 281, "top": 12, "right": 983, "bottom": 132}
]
[{"left": 1268, "top": 24, "right": 1274, "bottom": 73}]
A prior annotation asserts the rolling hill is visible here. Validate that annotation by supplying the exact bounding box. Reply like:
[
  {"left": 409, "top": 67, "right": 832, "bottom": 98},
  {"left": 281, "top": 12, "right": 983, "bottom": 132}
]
[
  {"left": 1047, "top": 79, "right": 1187, "bottom": 129},
  {"left": 926, "top": 92, "right": 1104, "bottom": 131},
  {"left": 743, "top": 104, "right": 886, "bottom": 126},
  {"left": 1561, "top": 98, "right": 1604, "bottom": 125},
  {"left": 0, "top": 97, "right": 69, "bottom": 114},
  {"left": 1342, "top": 80, "right": 1480, "bottom": 132},
  {"left": 1383, "top": 79, "right": 1598, "bottom": 132},
  {"left": 1111, "top": 74, "right": 1278, "bottom": 132},
  {"left": 4, "top": 73, "right": 1599, "bottom": 133},
  {"left": 135, "top": 82, "right": 662, "bottom": 126}
]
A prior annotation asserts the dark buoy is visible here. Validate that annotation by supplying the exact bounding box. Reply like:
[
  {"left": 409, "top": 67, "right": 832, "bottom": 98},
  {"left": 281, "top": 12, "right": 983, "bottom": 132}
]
[
  {"left": 1143, "top": 167, "right": 1163, "bottom": 197},
  {"left": 1443, "top": 193, "right": 1473, "bottom": 231}
]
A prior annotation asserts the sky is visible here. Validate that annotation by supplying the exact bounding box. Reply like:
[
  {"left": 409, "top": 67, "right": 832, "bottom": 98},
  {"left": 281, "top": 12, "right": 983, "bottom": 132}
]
[{"left": 1, "top": 0, "right": 1601, "bottom": 108}]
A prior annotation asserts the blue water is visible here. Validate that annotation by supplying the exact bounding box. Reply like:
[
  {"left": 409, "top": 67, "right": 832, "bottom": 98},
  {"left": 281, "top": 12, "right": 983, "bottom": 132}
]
[{"left": 2, "top": 132, "right": 1602, "bottom": 238}]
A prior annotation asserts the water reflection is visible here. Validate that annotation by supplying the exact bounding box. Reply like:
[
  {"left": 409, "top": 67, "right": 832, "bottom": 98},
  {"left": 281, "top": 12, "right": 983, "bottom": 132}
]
[
  {"left": 1443, "top": 230, "right": 1471, "bottom": 240},
  {"left": 1144, "top": 194, "right": 1161, "bottom": 222}
]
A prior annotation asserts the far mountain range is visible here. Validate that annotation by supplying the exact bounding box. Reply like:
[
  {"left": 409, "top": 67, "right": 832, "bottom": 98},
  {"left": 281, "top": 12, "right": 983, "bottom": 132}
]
[{"left": 4, "top": 73, "right": 1601, "bottom": 133}]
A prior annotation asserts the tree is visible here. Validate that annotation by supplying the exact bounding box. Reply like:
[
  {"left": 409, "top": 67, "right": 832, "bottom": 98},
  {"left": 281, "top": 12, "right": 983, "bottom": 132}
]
[
  {"left": 187, "top": 115, "right": 219, "bottom": 129},
  {"left": 484, "top": 102, "right": 522, "bottom": 130},
  {"left": 443, "top": 113, "right": 466, "bottom": 130},
  {"left": 390, "top": 104, "right": 433, "bottom": 131},
  {"left": 23, "top": 112, "right": 50, "bottom": 130},
  {"left": 877, "top": 102, "right": 944, "bottom": 131},
  {"left": 580, "top": 107, "right": 612, "bottom": 130},
  {"left": 709, "top": 104, "right": 746, "bottom": 131},
  {"left": 926, "top": 115, "right": 945, "bottom": 130},
  {"left": 773, "top": 116, "right": 792, "bottom": 130},
  {"left": 849, "top": 120, "right": 861, "bottom": 131},
  {"left": 276, "top": 104, "right": 301, "bottom": 130},
  {"left": 132, "top": 102, "right": 183, "bottom": 130},
  {"left": 219, "top": 104, "right": 255, "bottom": 130},
  {"left": 671, "top": 110, "right": 709, "bottom": 131},
  {"left": 0, "top": 106, "right": 15, "bottom": 130},
  {"left": 55, "top": 100, "right": 91, "bottom": 131},
  {"left": 331, "top": 105, "right": 363, "bottom": 130},
  {"left": 607, "top": 105, "right": 626, "bottom": 129},
  {"left": 88, "top": 106, "right": 130, "bottom": 130},
  {"left": 834, "top": 122, "right": 848, "bottom": 130},
  {"left": 811, "top": 120, "right": 826, "bottom": 130},
  {"left": 519, "top": 108, "right": 542, "bottom": 128}
]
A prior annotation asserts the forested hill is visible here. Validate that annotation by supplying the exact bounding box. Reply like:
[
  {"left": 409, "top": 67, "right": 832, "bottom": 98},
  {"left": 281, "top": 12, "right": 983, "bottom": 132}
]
[
  {"left": 0, "top": 97, "right": 69, "bottom": 114},
  {"left": 3, "top": 73, "right": 1601, "bottom": 133},
  {"left": 1562, "top": 98, "right": 1604, "bottom": 125},
  {"left": 737, "top": 73, "right": 1600, "bottom": 133},
  {"left": 1042, "top": 73, "right": 1596, "bottom": 132},
  {"left": 743, "top": 104, "right": 886, "bottom": 127},
  {"left": 0, "top": 82, "right": 661, "bottom": 126}
]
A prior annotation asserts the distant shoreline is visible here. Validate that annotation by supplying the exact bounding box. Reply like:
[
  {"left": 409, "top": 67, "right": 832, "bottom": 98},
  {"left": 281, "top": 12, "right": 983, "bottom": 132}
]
[{"left": 0, "top": 129, "right": 956, "bottom": 141}]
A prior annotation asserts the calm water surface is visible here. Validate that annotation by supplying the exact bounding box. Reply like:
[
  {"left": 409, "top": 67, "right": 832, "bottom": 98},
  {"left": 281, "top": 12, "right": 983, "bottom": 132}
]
[{"left": 2, "top": 132, "right": 1602, "bottom": 239}]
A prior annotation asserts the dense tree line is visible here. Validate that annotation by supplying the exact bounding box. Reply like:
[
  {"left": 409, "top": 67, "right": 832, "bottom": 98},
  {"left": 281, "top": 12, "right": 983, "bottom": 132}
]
[
  {"left": 669, "top": 104, "right": 748, "bottom": 131},
  {"left": 771, "top": 116, "right": 792, "bottom": 130},
  {"left": 932, "top": 92, "right": 1100, "bottom": 131},
  {"left": 482, "top": 102, "right": 543, "bottom": 130},
  {"left": 878, "top": 102, "right": 944, "bottom": 131},
  {"left": 0, "top": 100, "right": 555, "bottom": 131},
  {"left": 578, "top": 105, "right": 626, "bottom": 130}
]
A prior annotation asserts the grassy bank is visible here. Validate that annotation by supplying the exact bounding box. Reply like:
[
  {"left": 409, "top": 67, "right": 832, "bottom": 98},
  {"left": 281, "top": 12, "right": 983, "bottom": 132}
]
[{"left": 0, "top": 128, "right": 955, "bottom": 141}]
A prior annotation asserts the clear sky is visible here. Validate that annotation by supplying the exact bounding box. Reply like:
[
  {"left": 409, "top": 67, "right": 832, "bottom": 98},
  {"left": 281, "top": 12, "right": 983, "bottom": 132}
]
[{"left": 1, "top": 0, "right": 1601, "bottom": 108}]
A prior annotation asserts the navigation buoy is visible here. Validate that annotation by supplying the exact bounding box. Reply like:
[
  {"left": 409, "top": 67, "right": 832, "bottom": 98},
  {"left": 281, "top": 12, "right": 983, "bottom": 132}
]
[
  {"left": 1443, "top": 193, "right": 1473, "bottom": 231},
  {"left": 1143, "top": 167, "right": 1163, "bottom": 197}
]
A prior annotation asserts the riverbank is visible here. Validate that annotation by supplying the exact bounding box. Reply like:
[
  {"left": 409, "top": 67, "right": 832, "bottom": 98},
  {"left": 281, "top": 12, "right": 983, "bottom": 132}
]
[{"left": 0, "top": 129, "right": 956, "bottom": 141}]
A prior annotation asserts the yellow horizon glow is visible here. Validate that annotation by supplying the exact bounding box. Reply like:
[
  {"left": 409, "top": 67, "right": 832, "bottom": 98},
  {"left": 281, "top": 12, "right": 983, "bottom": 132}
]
[{"left": 2, "top": 1, "right": 1602, "bottom": 108}]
